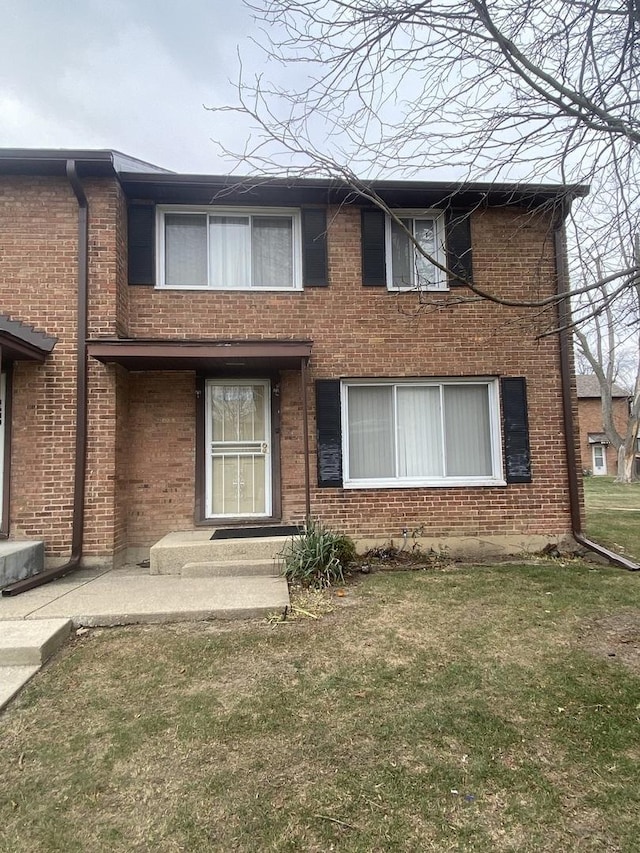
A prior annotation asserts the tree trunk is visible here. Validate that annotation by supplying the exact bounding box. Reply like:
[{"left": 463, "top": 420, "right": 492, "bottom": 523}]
[{"left": 615, "top": 443, "right": 638, "bottom": 483}]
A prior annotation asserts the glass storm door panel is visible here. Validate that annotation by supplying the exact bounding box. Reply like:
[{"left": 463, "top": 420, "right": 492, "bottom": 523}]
[
  {"left": 592, "top": 444, "right": 607, "bottom": 476},
  {"left": 206, "top": 381, "right": 271, "bottom": 517}
]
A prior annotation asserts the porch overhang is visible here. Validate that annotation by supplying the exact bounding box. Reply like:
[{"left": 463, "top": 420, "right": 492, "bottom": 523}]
[
  {"left": 87, "top": 339, "right": 313, "bottom": 371},
  {"left": 587, "top": 433, "right": 609, "bottom": 445},
  {"left": 0, "top": 316, "right": 57, "bottom": 363}
]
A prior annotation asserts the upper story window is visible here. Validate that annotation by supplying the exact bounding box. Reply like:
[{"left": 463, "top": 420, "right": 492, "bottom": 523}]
[
  {"left": 158, "top": 207, "right": 302, "bottom": 290},
  {"left": 386, "top": 210, "right": 446, "bottom": 291}
]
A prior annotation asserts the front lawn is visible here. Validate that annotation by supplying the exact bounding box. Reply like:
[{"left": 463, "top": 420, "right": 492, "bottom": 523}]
[
  {"left": 1, "top": 562, "right": 639, "bottom": 851},
  {"left": 584, "top": 476, "right": 640, "bottom": 561}
]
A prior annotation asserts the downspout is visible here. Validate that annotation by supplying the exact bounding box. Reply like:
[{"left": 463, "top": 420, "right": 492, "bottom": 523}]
[
  {"left": 555, "top": 201, "right": 639, "bottom": 571},
  {"left": 3, "top": 160, "right": 89, "bottom": 595},
  {"left": 300, "top": 356, "right": 311, "bottom": 523}
]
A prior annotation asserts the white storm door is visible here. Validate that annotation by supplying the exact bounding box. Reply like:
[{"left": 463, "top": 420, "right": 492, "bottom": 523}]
[
  {"left": 592, "top": 444, "right": 607, "bottom": 476},
  {"left": 205, "top": 380, "right": 272, "bottom": 517}
]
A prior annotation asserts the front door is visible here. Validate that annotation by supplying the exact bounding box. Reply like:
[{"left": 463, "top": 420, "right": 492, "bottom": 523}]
[
  {"left": 205, "top": 380, "right": 272, "bottom": 518},
  {"left": 592, "top": 444, "right": 607, "bottom": 476}
]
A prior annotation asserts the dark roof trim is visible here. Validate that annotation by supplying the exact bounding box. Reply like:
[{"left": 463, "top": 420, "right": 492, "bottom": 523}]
[
  {"left": 0, "top": 316, "right": 57, "bottom": 362},
  {"left": 120, "top": 172, "right": 588, "bottom": 210},
  {"left": 87, "top": 338, "right": 313, "bottom": 371},
  {"left": 0, "top": 148, "right": 170, "bottom": 178},
  {"left": 0, "top": 148, "right": 588, "bottom": 209},
  {"left": 121, "top": 171, "right": 589, "bottom": 197},
  {"left": 0, "top": 147, "right": 588, "bottom": 209}
]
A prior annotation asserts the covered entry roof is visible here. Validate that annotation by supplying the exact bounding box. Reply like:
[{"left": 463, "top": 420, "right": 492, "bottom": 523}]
[
  {"left": 87, "top": 339, "right": 313, "bottom": 371},
  {"left": 0, "top": 316, "right": 57, "bottom": 362}
]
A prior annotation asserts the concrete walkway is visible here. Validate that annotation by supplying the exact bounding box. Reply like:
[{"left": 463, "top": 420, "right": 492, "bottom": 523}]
[
  {"left": 0, "top": 563, "right": 290, "bottom": 711},
  {"left": 0, "top": 563, "right": 290, "bottom": 627}
]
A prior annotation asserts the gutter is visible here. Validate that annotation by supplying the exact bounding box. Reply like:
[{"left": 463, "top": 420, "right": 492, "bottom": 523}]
[
  {"left": 3, "top": 160, "right": 89, "bottom": 595},
  {"left": 554, "top": 202, "right": 639, "bottom": 571}
]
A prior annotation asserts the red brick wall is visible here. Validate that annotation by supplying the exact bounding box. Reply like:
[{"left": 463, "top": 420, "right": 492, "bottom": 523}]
[
  {"left": 577, "top": 396, "right": 628, "bottom": 475},
  {"left": 0, "top": 176, "right": 124, "bottom": 558},
  {"left": 121, "top": 205, "right": 575, "bottom": 545},
  {"left": 123, "top": 372, "right": 196, "bottom": 546},
  {"left": 0, "top": 178, "right": 578, "bottom": 558}
]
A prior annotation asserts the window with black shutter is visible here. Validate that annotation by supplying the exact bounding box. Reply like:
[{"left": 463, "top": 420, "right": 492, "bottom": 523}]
[
  {"left": 128, "top": 203, "right": 156, "bottom": 286},
  {"left": 302, "top": 208, "right": 328, "bottom": 287},
  {"left": 360, "top": 207, "right": 473, "bottom": 290},
  {"left": 501, "top": 377, "right": 532, "bottom": 483},
  {"left": 315, "top": 379, "right": 343, "bottom": 487}
]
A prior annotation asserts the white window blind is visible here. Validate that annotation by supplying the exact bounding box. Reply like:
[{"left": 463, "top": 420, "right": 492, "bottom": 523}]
[{"left": 344, "top": 380, "right": 500, "bottom": 486}]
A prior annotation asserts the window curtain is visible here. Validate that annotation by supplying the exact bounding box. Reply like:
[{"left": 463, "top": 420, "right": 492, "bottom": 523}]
[
  {"left": 165, "top": 214, "right": 207, "bottom": 286},
  {"left": 414, "top": 218, "right": 438, "bottom": 288},
  {"left": 252, "top": 217, "right": 293, "bottom": 287},
  {"left": 444, "top": 385, "right": 492, "bottom": 476},
  {"left": 209, "top": 216, "right": 250, "bottom": 289},
  {"left": 348, "top": 386, "right": 395, "bottom": 478},
  {"left": 391, "top": 218, "right": 413, "bottom": 288}
]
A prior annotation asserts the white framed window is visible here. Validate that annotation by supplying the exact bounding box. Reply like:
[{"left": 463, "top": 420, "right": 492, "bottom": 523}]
[
  {"left": 157, "top": 206, "right": 302, "bottom": 290},
  {"left": 386, "top": 210, "right": 447, "bottom": 291},
  {"left": 341, "top": 378, "right": 504, "bottom": 488}
]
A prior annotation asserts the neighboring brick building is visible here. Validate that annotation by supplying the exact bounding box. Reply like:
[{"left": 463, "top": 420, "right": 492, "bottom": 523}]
[
  {"left": 576, "top": 374, "right": 636, "bottom": 476},
  {"left": 0, "top": 149, "right": 588, "bottom": 571}
]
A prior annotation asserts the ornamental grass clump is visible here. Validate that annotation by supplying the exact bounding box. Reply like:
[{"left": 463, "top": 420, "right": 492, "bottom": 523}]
[{"left": 281, "top": 519, "right": 356, "bottom": 589}]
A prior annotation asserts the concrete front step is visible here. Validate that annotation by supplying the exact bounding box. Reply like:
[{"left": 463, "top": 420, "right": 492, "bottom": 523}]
[
  {"left": 181, "top": 558, "right": 283, "bottom": 578},
  {"left": 150, "top": 530, "right": 290, "bottom": 575},
  {"left": 12, "top": 574, "right": 291, "bottom": 627},
  {"left": 0, "top": 540, "right": 45, "bottom": 589},
  {"left": 0, "top": 618, "right": 73, "bottom": 666},
  {"left": 0, "top": 618, "right": 73, "bottom": 712},
  {"left": 0, "top": 665, "right": 40, "bottom": 712}
]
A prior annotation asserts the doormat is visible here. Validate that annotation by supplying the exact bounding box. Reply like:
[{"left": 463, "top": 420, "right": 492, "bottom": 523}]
[{"left": 210, "top": 525, "right": 304, "bottom": 540}]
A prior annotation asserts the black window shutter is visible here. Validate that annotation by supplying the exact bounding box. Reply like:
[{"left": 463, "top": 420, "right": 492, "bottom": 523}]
[
  {"left": 302, "top": 208, "right": 328, "bottom": 287},
  {"left": 446, "top": 209, "right": 473, "bottom": 287},
  {"left": 361, "top": 209, "right": 386, "bottom": 286},
  {"left": 128, "top": 203, "right": 155, "bottom": 285},
  {"left": 502, "top": 377, "right": 532, "bottom": 484},
  {"left": 315, "top": 379, "right": 343, "bottom": 487}
]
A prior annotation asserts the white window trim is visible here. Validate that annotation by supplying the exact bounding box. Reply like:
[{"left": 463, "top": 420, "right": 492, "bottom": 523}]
[
  {"left": 156, "top": 205, "right": 303, "bottom": 291},
  {"left": 385, "top": 209, "right": 448, "bottom": 292},
  {"left": 341, "top": 377, "right": 505, "bottom": 489}
]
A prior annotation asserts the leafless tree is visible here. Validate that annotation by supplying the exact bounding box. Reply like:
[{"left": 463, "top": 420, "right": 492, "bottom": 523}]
[
  {"left": 211, "top": 0, "right": 639, "bottom": 473},
  {"left": 212, "top": 0, "right": 638, "bottom": 313},
  {"left": 574, "top": 250, "right": 640, "bottom": 481}
]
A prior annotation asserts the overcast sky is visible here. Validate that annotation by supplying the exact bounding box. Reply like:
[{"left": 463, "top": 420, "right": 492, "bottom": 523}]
[{"left": 0, "top": 0, "right": 269, "bottom": 173}]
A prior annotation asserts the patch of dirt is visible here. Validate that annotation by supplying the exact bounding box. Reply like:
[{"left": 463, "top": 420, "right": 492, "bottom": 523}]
[
  {"left": 354, "top": 546, "right": 455, "bottom": 573},
  {"left": 578, "top": 610, "right": 640, "bottom": 673}
]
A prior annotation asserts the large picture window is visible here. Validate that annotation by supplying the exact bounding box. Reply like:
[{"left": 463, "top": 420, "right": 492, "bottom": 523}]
[
  {"left": 158, "top": 207, "right": 301, "bottom": 290},
  {"left": 386, "top": 211, "right": 447, "bottom": 291},
  {"left": 342, "top": 379, "right": 503, "bottom": 487}
]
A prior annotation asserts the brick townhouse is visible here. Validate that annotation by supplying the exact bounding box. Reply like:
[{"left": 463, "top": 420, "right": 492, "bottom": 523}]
[
  {"left": 0, "top": 148, "right": 592, "bottom": 586},
  {"left": 576, "top": 374, "right": 639, "bottom": 476}
]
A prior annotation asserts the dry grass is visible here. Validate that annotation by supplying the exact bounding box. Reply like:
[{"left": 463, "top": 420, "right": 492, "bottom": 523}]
[{"left": 1, "top": 561, "right": 639, "bottom": 852}]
